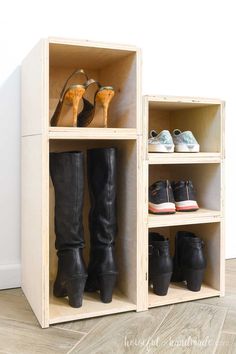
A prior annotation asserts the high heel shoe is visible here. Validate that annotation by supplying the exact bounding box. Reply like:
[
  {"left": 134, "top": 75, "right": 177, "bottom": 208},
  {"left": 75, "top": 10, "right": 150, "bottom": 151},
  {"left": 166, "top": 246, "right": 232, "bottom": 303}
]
[
  {"left": 77, "top": 79, "right": 115, "bottom": 128},
  {"left": 50, "top": 69, "right": 88, "bottom": 127}
]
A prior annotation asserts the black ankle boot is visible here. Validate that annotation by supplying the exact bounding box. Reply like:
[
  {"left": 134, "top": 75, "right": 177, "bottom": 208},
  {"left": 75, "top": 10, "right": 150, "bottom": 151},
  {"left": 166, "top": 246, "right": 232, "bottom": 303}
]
[
  {"left": 149, "top": 233, "right": 173, "bottom": 296},
  {"left": 50, "top": 151, "right": 87, "bottom": 308},
  {"left": 172, "top": 231, "right": 206, "bottom": 291},
  {"left": 85, "top": 147, "right": 118, "bottom": 303}
]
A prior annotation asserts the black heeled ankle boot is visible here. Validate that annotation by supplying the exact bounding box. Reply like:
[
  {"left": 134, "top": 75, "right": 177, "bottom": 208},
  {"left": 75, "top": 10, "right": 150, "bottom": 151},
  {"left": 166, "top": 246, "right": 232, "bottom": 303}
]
[
  {"left": 149, "top": 233, "right": 173, "bottom": 296},
  {"left": 171, "top": 231, "right": 206, "bottom": 291},
  {"left": 50, "top": 151, "right": 87, "bottom": 308},
  {"left": 85, "top": 147, "right": 118, "bottom": 303}
]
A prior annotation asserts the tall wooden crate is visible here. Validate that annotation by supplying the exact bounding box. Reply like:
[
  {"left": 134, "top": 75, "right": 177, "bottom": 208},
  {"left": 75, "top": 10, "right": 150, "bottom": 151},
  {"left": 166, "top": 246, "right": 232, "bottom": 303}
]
[{"left": 21, "top": 38, "right": 142, "bottom": 328}]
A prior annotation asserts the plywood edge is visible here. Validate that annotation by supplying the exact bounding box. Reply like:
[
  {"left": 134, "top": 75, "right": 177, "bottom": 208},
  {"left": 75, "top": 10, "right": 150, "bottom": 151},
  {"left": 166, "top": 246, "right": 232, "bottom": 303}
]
[
  {"left": 41, "top": 135, "right": 50, "bottom": 328},
  {"left": 148, "top": 152, "right": 222, "bottom": 165},
  {"left": 48, "top": 128, "right": 138, "bottom": 140},
  {"left": 136, "top": 138, "right": 148, "bottom": 311},
  {"left": 48, "top": 36, "right": 138, "bottom": 52},
  {"left": 136, "top": 48, "right": 142, "bottom": 136},
  {"left": 21, "top": 38, "right": 49, "bottom": 137},
  {"left": 49, "top": 305, "right": 136, "bottom": 325},
  {"left": 146, "top": 95, "right": 223, "bottom": 105},
  {"left": 148, "top": 211, "right": 222, "bottom": 228}
]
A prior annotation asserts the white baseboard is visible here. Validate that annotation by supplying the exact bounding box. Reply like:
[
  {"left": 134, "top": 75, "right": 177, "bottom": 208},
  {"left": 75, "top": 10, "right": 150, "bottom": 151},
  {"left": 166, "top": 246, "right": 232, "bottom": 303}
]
[{"left": 0, "top": 263, "right": 21, "bottom": 289}]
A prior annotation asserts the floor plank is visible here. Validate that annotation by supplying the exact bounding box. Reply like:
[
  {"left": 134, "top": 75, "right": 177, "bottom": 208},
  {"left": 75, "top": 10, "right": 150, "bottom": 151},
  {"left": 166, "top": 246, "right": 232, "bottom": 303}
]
[
  {"left": 53, "top": 316, "right": 103, "bottom": 334},
  {"left": 216, "top": 332, "right": 236, "bottom": 354},
  {"left": 0, "top": 288, "right": 38, "bottom": 325},
  {"left": 142, "top": 302, "right": 227, "bottom": 354},
  {"left": 222, "top": 310, "right": 236, "bottom": 334},
  {"left": 196, "top": 293, "right": 236, "bottom": 312},
  {"left": 0, "top": 317, "right": 83, "bottom": 354},
  {"left": 69, "top": 306, "right": 172, "bottom": 354},
  {"left": 225, "top": 258, "right": 236, "bottom": 295}
]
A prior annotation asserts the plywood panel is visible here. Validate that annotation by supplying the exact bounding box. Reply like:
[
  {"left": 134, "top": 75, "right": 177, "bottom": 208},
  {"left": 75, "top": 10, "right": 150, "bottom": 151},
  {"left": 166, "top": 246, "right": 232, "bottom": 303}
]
[
  {"left": 49, "top": 39, "right": 137, "bottom": 69},
  {"left": 21, "top": 39, "right": 48, "bottom": 136},
  {"left": 149, "top": 284, "right": 220, "bottom": 308},
  {"left": 171, "top": 105, "right": 222, "bottom": 153},
  {"left": 99, "top": 54, "right": 138, "bottom": 129},
  {"left": 21, "top": 135, "right": 49, "bottom": 327},
  {"left": 49, "top": 288, "right": 136, "bottom": 324}
]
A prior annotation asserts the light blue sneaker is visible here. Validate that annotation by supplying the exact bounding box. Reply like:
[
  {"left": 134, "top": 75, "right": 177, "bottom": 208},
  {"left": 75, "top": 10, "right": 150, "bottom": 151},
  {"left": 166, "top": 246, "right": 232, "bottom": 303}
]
[
  {"left": 172, "top": 129, "right": 200, "bottom": 152},
  {"left": 148, "top": 130, "right": 174, "bottom": 152}
]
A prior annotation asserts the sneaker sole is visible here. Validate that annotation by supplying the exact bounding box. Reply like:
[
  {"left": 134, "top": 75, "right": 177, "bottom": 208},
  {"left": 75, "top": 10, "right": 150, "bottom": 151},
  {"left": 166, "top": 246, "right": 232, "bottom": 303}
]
[
  {"left": 174, "top": 144, "right": 200, "bottom": 152},
  {"left": 149, "top": 144, "right": 174, "bottom": 153},
  {"left": 149, "top": 202, "right": 176, "bottom": 214},
  {"left": 175, "top": 200, "right": 199, "bottom": 211}
]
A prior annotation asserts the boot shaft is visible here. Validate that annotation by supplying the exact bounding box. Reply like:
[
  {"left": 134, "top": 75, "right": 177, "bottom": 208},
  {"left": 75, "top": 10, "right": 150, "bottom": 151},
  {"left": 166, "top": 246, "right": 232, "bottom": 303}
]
[
  {"left": 87, "top": 147, "right": 117, "bottom": 246},
  {"left": 174, "top": 231, "right": 206, "bottom": 270},
  {"left": 50, "top": 151, "right": 85, "bottom": 250},
  {"left": 149, "top": 233, "right": 173, "bottom": 276},
  {"left": 57, "top": 248, "right": 87, "bottom": 278}
]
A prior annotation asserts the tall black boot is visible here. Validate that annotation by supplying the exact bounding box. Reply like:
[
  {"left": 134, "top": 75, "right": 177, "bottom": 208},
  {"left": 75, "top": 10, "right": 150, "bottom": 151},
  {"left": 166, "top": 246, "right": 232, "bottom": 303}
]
[
  {"left": 85, "top": 147, "right": 118, "bottom": 303},
  {"left": 50, "top": 151, "right": 87, "bottom": 308},
  {"left": 171, "top": 231, "right": 206, "bottom": 291},
  {"left": 149, "top": 233, "right": 173, "bottom": 296}
]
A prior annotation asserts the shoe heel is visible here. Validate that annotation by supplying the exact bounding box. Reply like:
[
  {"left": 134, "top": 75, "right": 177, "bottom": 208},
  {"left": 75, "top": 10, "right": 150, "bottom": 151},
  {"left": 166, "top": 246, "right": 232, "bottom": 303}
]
[
  {"left": 53, "top": 282, "right": 67, "bottom": 298},
  {"left": 185, "top": 269, "right": 205, "bottom": 292},
  {"left": 65, "top": 86, "right": 86, "bottom": 127},
  {"left": 98, "top": 274, "right": 117, "bottom": 303},
  {"left": 66, "top": 276, "right": 87, "bottom": 308},
  {"left": 152, "top": 273, "right": 172, "bottom": 296},
  {"left": 171, "top": 268, "right": 184, "bottom": 282},
  {"left": 96, "top": 88, "right": 115, "bottom": 127}
]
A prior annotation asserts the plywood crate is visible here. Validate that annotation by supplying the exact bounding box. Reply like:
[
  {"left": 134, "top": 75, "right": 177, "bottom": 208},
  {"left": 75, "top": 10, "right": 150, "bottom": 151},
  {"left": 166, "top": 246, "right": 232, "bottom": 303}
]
[
  {"left": 21, "top": 38, "right": 142, "bottom": 328},
  {"left": 142, "top": 96, "right": 225, "bottom": 309}
]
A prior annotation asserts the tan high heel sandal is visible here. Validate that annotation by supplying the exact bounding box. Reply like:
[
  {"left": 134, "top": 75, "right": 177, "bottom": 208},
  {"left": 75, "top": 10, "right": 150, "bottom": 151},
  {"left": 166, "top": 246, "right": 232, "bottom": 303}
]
[
  {"left": 77, "top": 79, "right": 115, "bottom": 128},
  {"left": 50, "top": 69, "right": 88, "bottom": 127}
]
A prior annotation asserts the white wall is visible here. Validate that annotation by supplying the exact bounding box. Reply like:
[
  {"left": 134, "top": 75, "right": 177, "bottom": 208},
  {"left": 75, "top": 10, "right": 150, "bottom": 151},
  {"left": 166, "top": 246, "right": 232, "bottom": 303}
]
[{"left": 0, "top": 0, "right": 235, "bottom": 289}]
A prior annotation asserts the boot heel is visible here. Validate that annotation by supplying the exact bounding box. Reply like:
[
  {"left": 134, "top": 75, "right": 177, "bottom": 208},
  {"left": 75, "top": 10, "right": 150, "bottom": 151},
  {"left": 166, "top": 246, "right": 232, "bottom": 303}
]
[
  {"left": 98, "top": 274, "right": 117, "bottom": 303},
  {"left": 185, "top": 269, "right": 205, "bottom": 292},
  {"left": 53, "top": 281, "right": 67, "bottom": 298},
  {"left": 152, "top": 272, "right": 172, "bottom": 296},
  {"left": 66, "top": 276, "right": 87, "bottom": 308}
]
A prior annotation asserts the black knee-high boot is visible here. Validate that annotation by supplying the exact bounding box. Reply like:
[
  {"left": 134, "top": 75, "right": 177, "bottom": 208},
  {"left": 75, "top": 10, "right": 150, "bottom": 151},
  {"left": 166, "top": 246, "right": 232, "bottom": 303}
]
[
  {"left": 50, "top": 151, "right": 87, "bottom": 308},
  {"left": 85, "top": 147, "right": 118, "bottom": 303}
]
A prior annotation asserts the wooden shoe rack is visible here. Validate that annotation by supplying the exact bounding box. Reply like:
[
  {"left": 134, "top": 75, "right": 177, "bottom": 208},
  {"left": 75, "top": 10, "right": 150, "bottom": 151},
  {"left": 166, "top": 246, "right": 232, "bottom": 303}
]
[
  {"left": 21, "top": 38, "right": 225, "bottom": 328},
  {"left": 142, "top": 95, "right": 225, "bottom": 309}
]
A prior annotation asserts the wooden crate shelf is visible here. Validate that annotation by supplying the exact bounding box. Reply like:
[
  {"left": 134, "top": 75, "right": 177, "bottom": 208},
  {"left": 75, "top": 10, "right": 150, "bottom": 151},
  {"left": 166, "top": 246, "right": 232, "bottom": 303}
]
[
  {"left": 49, "top": 127, "right": 138, "bottom": 140},
  {"left": 49, "top": 287, "right": 136, "bottom": 325},
  {"left": 148, "top": 208, "right": 221, "bottom": 228},
  {"left": 148, "top": 152, "right": 221, "bottom": 164},
  {"left": 148, "top": 283, "right": 220, "bottom": 308}
]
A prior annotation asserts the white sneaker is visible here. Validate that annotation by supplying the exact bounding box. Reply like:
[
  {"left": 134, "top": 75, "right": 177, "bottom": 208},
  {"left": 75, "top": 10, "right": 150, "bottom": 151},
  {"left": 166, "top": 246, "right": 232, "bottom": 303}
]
[
  {"left": 148, "top": 130, "right": 174, "bottom": 153},
  {"left": 172, "top": 129, "right": 200, "bottom": 152}
]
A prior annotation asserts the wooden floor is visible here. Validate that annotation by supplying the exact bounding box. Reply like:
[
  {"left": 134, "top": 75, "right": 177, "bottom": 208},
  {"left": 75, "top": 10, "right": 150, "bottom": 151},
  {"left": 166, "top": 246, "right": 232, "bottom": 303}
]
[{"left": 0, "top": 259, "right": 236, "bottom": 354}]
